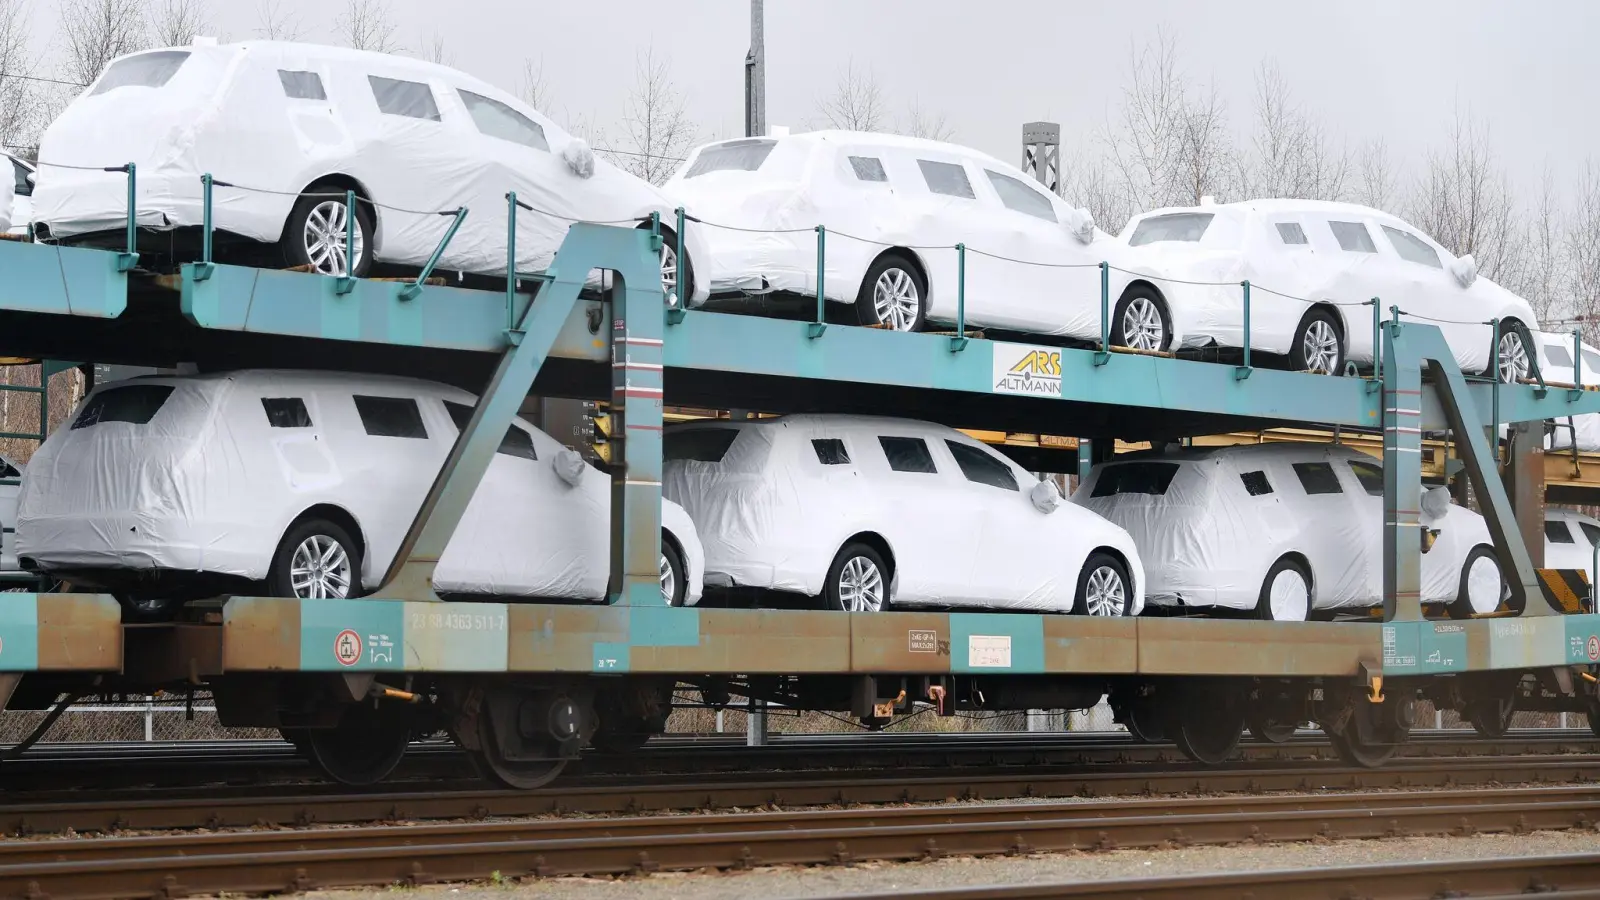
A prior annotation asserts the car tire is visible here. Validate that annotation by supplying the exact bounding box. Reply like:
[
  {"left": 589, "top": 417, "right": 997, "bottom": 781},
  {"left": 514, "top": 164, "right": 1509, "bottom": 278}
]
[
  {"left": 281, "top": 182, "right": 374, "bottom": 277},
  {"left": 854, "top": 253, "right": 927, "bottom": 332},
  {"left": 660, "top": 537, "right": 687, "bottom": 607},
  {"left": 1255, "top": 557, "right": 1311, "bottom": 622},
  {"left": 1111, "top": 284, "right": 1172, "bottom": 352},
  {"left": 1288, "top": 308, "right": 1345, "bottom": 375},
  {"left": 823, "top": 542, "right": 889, "bottom": 612},
  {"left": 268, "top": 518, "right": 362, "bottom": 600},
  {"left": 656, "top": 225, "right": 693, "bottom": 310},
  {"left": 1074, "top": 552, "right": 1130, "bottom": 616},
  {"left": 1448, "top": 545, "right": 1504, "bottom": 619},
  {"left": 1492, "top": 321, "right": 1532, "bottom": 383}
]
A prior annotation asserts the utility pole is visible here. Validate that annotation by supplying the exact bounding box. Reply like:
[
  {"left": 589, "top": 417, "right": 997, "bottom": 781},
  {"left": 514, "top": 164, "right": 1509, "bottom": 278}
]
[{"left": 745, "top": 0, "right": 766, "bottom": 138}]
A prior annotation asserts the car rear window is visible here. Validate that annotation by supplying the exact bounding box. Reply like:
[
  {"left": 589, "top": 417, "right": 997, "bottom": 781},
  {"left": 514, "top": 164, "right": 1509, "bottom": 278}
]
[
  {"left": 1292, "top": 461, "right": 1343, "bottom": 494},
  {"left": 812, "top": 438, "right": 850, "bottom": 465},
  {"left": 685, "top": 139, "right": 775, "bottom": 178},
  {"left": 664, "top": 428, "right": 739, "bottom": 462},
  {"left": 879, "top": 436, "right": 938, "bottom": 473},
  {"left": 1547, "top": 521, "right": 1575, "bottom": 544},
  {"left": 90, "top": 50, "right": 190, "bottom": 96},
  {"left": 1128, "top": 213, "right": 1213, "bottom": 246},
  {"left": 1581, "top": 522, "right": 1600, "bottom": 546},
  {"left": 848, "top": 156, "right": 887, "bottom": 182},
  {"left": 443, "top": 401, "right": 537, "bottom": 460},
  {"left": 1329, "top": 220, "right": 1377, "bottom": 253},
  {"left": 1240, "top": 470, "right": 1273, "bottom": 496},
  {"left": 1090, "top": 462, "right": 1179, "bottom": 497},
  {"left": 262, "top": 397, "right": 312, "bottom": 428},
  {"left": 458, "top": 89, "right": 549, "bottom": 151},
  {"left": 946, "top": 440, "right": 1018, "bottom": 491},
  {"left": 278, "top": 70, "right": 326, "bottom": 100},
  {"left": 71, "top": 384, "right": 175, "bottom": 429},
  {"left": 1348, "top": 460, "right": 1385, "bottom": 496},
  {"left": 368, "top": 75, "right": 441, "bottom": 121},
  {"left": 917, "top": 159, "right": 976, "bottom": 199},
  {"left": 353, "top": 395, "right": 427, "bottom": 439}
]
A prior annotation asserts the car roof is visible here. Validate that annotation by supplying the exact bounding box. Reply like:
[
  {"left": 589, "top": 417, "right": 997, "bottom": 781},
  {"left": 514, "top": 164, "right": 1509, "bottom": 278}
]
[
  {"left": 696, "top": 130, "right": 1009, "bottom": 168},
  {"left": 1132, "top": 198, "right": 1411, "bottom": 225},
  {"left": 1547, "top": 507, "right": 1600, "bottom": 525},
  {"left": 94, "top": 368, "right": 477, "bottom": 401},
  {"left": 670, "top": 413, "right": 967, "bottom": 437},
  {"left": 1107, "top": 442, "right": 1370, "bottom": 466}
]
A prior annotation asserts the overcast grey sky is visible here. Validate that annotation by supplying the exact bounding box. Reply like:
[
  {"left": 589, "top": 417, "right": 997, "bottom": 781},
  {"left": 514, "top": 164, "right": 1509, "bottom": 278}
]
[{"left": 34, "top": 0, "right": 1600, "bottom": 188}]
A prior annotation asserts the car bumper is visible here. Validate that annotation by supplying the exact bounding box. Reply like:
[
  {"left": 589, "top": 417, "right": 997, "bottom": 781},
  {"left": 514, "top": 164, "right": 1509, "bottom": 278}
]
[{"left": 17, "top": 512, "right": 272, "bottom": 581}]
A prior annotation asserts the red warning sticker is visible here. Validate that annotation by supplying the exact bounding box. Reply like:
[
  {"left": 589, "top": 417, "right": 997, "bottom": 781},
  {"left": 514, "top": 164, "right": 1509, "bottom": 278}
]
[
  {"left": 334, "top": 629, "right": 362, "bottom": 667},
  {"left": 1587, "top": 635, "right": 1599, "bottom": 662}
]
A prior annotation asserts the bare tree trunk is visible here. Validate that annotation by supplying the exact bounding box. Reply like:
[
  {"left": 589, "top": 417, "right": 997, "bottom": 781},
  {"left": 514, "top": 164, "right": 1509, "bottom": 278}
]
[
  {"left": 1405, "top": 108, "right": 1524, "bottom": 284},
  {"left": 519, "top": 58, "right": 549, "bottom": 112},
  {"left": 1238, "top": 60, "right": 1347, "bottom": 201},
  {"left": 815, "top": 58, "right": 886, "bottom": 132},
  {"left": 611, "top": 47, "right": 698, "bottom": 186},
  {"left": 337, "top": 0, "right": 396, "bottom": 53},
  {"left": 0, "top": 0, "right": 39, "bottom": 150}
]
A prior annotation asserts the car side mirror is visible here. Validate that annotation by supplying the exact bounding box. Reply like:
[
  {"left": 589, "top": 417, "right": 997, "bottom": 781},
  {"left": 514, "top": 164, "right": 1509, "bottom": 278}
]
[
  {"left": 1449, "top": 253, "right": 1477, "bottom": 289},
  {"left": 554, "top": 447, "right": 587, "bottom": 486},
  {"left": 1420, "top": 485, "right": 1451, "bottom": 522},
  {"left": 562, "top": 138, "right": 596, "bottom": 179},
  {"left": 1061, "top": 207, "right": 1095, "bottom": 245},
  {"left": 1029, "top": 479, "right": 1062, "bottom": 513},
  {"left": 24, "top": 172, "right": 34, "bottom": 185}
]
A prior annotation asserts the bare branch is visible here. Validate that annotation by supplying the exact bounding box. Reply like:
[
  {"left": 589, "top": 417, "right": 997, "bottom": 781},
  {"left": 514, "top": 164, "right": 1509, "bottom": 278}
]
[
  {"left": 1405, "top": 107, "right": 1523, "bottom": 283},
  {"left": 1352, "top": 138, "right": 1397, "bottom": 212},
  {"left": 254, "top": 0, "right": 304, "bottom": 40},
  {"left": 0, "top": 0, "right": 39, "bottom": 148},
  {"left": 519, "top": 58, "right": 549, "bottom": 112},
  {"left": 149, "top": 0, "right": 209, "bottom": 47},
  {"left": 416, "top": 29, "right": 449, "bottom": 65},
  {"left": 900, "top": 98, "right": 953, "bottom": 142},
  {"left": 609, "top": 47, "right": 698, "bottom": 185},
  {"left": 59, "top": 0, "right": 147, "bottom": 86},
  {"left": 815, "top": 58, "right": 885, "bottom": 132},
  {"left": 1237, "top": 60, "right": 1347, "bottom": 201},
  {"left": 337, "top": 0, "right": 396, "bottom": 53},
  {"left": 1567, "top": 161, "right": 1600, "bottom": 340}
]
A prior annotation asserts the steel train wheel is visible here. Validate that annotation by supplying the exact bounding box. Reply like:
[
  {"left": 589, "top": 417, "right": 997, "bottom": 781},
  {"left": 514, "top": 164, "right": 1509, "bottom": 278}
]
[{"left": 304, "top": 702, "right": 410, "bottom": 786}]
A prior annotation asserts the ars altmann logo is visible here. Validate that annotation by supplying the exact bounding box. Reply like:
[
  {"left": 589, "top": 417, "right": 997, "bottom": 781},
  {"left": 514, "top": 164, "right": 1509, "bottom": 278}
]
[{"left": 992, "top": 344, "right": 1062, "bottom": 397}]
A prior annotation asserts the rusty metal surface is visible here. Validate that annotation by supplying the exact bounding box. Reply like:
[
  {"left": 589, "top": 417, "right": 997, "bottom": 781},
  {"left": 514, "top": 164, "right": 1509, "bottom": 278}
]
[
  {"left": 1043, "top": 617, "right": 1139, "bottom": 673},
  {"left": 34, "top": 594, "right": 121, "bottom": 671},
  {"left": 0, "top": 785, "right": 1594, "bottom": 898},
  {"left": 122, "top": 624, "right": 223, "bottom": 684},
  {"left": 220, "top": 596, "right": 300, "bottom": 670},
  {"left": 1137, "top": 619, "right": 1379, "bottom": 676}
]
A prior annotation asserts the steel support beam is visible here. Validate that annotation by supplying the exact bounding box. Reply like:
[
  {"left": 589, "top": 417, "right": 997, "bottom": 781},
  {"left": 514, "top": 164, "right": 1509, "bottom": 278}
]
[
  {"left": 379, "top": 225, "right": 663, "bottom": 602},
  {"left": 609, "top": 233, "right": 667, "bottom": 606},
  {"left": 1506, "top": 421, "right": 1547, "bottom": 570}
]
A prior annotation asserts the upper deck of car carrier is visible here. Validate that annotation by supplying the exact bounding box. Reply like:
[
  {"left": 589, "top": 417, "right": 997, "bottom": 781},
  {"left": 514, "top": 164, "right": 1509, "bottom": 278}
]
[{"left": 1, "top": 174, "right": 1599, "bottom": 698}]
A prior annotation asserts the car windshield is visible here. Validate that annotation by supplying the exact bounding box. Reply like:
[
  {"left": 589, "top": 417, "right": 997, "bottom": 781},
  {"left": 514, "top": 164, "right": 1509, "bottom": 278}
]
[
  {"left": 458, "top": 89, "right": 549, "bottom": 151},
  {"left": 90, "top": 50, "right": 190, "bottom": 96},
  {"left": 1128, "top": 213, "right": 1214, "bottom": 246},
  {"left": 684, "top": 139, "right": 776, "bottom": 178}
]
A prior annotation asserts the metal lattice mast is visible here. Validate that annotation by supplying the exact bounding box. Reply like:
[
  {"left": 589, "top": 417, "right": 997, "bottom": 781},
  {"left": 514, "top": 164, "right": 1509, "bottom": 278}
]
[{"left": 1021, "top": 122, "right": 1061, "bottom": 197}]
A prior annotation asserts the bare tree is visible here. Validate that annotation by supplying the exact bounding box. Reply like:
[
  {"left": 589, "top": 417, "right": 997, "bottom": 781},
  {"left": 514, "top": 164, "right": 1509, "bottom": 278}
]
[
  {"left": 1405, "top": 108, "right": 1524, "bottom": 283},
  {"left": 337, "top": 0, "right": 396, "bottom": 53},
  {"left": 416, "top": 29, "right": 449, "bottom": 65},
  {"left": 0, "top": 0, "right": 40, "bottom": 149},
  {"left": 611, "top": 47, "right": 697, "bottom": 185},
  {"left": 1352, "top": 138, "right": 1397, "bottom": 212},
  {"left": 1062, "top": 154, "right": 1129, "bottom": 235},
  {"left": 254, "top": 0, "right": 304, "bottom": 40},
  {"left": 1567, "top": 161, "right": 1600, "bottom": 339},
  {"left": 900, "top": 98, "right": 953, "bottom": 141},
  {"left": 1517, "top": 166, "right": 1566, "bottom": 327},
  {"left": 1236, "top": 60, "right": 1347, "bottom": 201},
  {"left": 149, "top": 0, "right": 209, "bottom": 47},
  {"left": 816, "top": 59, "right": 886, "bottom": 132},
  {"left": 59, "top": 0, "right": 148, "bottom": 86},
  {"left": 519, "top": 58, "right": 549, "bottom": 112}
]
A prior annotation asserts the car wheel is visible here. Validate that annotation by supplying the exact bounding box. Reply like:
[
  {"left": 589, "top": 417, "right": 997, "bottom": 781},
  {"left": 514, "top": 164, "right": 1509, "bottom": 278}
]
[
  {"left": 1111, "top": 285, "right": 1172, "bottom": 352},
  {"left": 1074, "top": 552, "right": 1130, "bottom": 616},
  {"left": 1255, "top": 557, "right": 1311, "bottom": 622},
  {"left": 114, "top": 593, "right": 183, "bottom": 622},
  {"left": 281, "top": 182, "right": 374, "bottom": 277},
  {"left": 854, "top": 253, "right": 927, "bottom": 332},
  {"left": 1494, "top": 323, "right": 1531, "bottom": 383},
  {"left": 1448, "top": 545, "right": 1503, "bottom": 619},
  {"left": 269, "top": 518, "right": 361, "bottom": 600},
  {"left": 824, "top": 542, "right": 888, "bottom": 612},
  {"left": 1289, "top": 308, "right": 1344, "bottom": 375},
  {"left": 657, "top": 226, "right": 693, "bottom": 310},
  {"left": 660, "top": 538, "right": 686, "bottom": 607}
]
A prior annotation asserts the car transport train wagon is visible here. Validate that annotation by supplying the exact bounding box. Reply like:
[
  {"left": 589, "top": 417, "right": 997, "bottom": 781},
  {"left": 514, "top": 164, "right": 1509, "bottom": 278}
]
[{"left": 2, "top": 44, "right": 1600, "bottom": 791}]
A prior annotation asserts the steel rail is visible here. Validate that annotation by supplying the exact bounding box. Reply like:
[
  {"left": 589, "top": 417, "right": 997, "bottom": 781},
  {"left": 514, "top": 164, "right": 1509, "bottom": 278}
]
[{"left": 0, "top": 785, "right": 1594, "bottom": 899}]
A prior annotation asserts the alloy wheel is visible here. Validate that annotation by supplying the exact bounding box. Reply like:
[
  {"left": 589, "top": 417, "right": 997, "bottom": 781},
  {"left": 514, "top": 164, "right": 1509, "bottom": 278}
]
[
  {"left": 1121, "top": 297, "right": 1164, "bottom": 351},
  {"left": 290, "top": 534, "right": 353, "bottom": 599},
  {"left": 303, "top": 199, "right": 363, "bottom": 276},
  {"left": 1301, "top": 319, "right": 1341, "bottom": 374},
  {"left": 659, "top": 552, "right": 676, "bottom": 605},
  {"left": 659, "top": 242, "right": 680, "bottom": 308},
  {"left": 1497, "top": 330, "right": 1530, "bottom": 383},
  {"left": 872, "top": 268, "right": 920, "bottom": 331},
  {"left": 1083, "top": 565, "right": 1127, "bottom": 616},
  {"left": 838, "top": 555, "right": 885, "bottom": 612}
]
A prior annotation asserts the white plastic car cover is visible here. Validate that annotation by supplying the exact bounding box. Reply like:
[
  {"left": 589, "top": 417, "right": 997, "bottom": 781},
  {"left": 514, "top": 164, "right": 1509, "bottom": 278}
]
[
  {"left": 1535, "top": 333, "right": 1600, "bottom": 451},
  {"left": 1074, "top": 443, "right": 1493, "bottom": 613},
  {"left": 1029, "top": 478, "right": 1063, "bottom": 513},
  {"left": 1545, "top": 507, "right": 1600, "bottom": 585},
  {"left": 664, "top": 130, "right": 1132, "bottom": 337},
  {"left": 31, "top": 41, "right": 709, "bottom": 305},
  {"left": 552, "top": 446, "right": 588, "bottom": 486},
  {"left": 0, "top": 166, "right": 14, "bottom": 234},
  {"left": 1111, "top": 199, "right": 1541, "bottom": 375},
  {"left": 0, "top": 452, "right": 21, "bottom": 572},
  {"left": 16, "top": 369, "right": 703, "bottom": 605},
  {"left": 1450, "top": 253, "right": 1478, "bottom": 289},
  {"left": 662, "top": 414, "right": 1145, "bottom": 614}
]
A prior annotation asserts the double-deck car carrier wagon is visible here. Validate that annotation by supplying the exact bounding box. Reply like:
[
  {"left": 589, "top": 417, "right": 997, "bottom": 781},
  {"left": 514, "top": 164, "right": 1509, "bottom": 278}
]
[{"left": 1, "top": 176, "right": 1598, "bottom": 786}]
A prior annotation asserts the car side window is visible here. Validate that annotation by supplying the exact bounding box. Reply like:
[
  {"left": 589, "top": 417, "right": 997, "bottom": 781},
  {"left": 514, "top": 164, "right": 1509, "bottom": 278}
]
[
  {"left": 664, "top": 429, "right": 739, "bottom": 462},
  {"left": 917, "top": 160, "right": 975, "bottom": 200},
  {"left": 458, "top": 89, "right": 549, "bottom": 152},
  {"left": 1329, "top": 221, "right": 1377, "bottom": 253},
  {"left": 1583, "top": 349, "right": 1600, "bottom": 372},
  {"left": 1275, "top": 222, "right": 1308, "bottom": 245},
  {"left": 848, "top": 156, "right": 887, "bottom": 182},
  {"left": 11, "top": 158, "right": 31, "bottom": 197},
  {"left": 1090, "top": 462, "right": 1179, "bottom": 497},
  {"left": 1292, "top": 461, "right": 1343, "bottom": 494},
  {"left": 353, "top": 395, "right": 428, "bottom": 438},
  {"left": 945, "top": 440, "right": 1019, "bottom": 491},
  {"left": 985, "top": 170, "right": 1056, "bottom": 222},
  {"left": 1546, "top": 521, "right": 1576, "bottom": 544},
  {"left": 878, "top": 436, "right": 937, "bottom": 473},
  {"left": 261, "top": 397, "right": 313, "bottom": 428},
  {"left": 278, "top": 70, "right": 327, "bottom": 101},
  {"left": 1581, "top": 522, "right": 1600, "bottom": 546},
  {"left": 0, "top": 458, "right": 17, "bottom": 479},
  {"left": 1547, "top": 345, "right": 1574, "bottom": 367},
  {"left": 1240, "top": 470, "right": 1273, "bottom": 496},
  {"left": 368, "top": 75, "right": 441, "bottom": 121},
  {"left": 812, "top": 438, "right": 850, "bottom": 465},
  {"left": 1381, "top": 225, "right": 1442, "bottom": 269},
  {"left": 1347, "top": 460, "right": 1385, "bottom": 496},
  {"left": 443, "top": 400, "right": 537, "bottom": 460}
]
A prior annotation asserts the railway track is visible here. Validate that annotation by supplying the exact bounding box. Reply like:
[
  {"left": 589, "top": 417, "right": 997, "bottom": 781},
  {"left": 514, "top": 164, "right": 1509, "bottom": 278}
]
[
  {"left": 4, "top": 752, "right": 1598, "bottom": 835},
  {"left": 1, "top": 784, "right": 1593, "bottom": 899}
]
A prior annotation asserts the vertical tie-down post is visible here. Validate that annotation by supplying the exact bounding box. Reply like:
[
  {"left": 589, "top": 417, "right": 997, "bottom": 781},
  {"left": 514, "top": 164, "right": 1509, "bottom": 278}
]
[
  {"left": 1380, "top": 314, "right": 1425, "bottom": 622},
  {"left": 609, "top": 234, "right": 667, "bottom": 606}
]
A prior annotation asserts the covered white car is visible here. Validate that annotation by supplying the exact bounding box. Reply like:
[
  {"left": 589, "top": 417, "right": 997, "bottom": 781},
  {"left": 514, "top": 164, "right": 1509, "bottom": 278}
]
[
  {"left": 1074, "top": 444, "right": 1501, "bottom": 620},
  {"left": 0, "top": 452, "right": 20, "bottom": 574},
  {"left": 662, "top": 414, "right": 1145, "bottom": 616},
  {"left": 16, "top": 370, "right": 703, "bottom": 614},
  {"left": 1114, "top": 199, "right": 1541, "bottom": 379},
  {"left": 31, "top": 40, "right": 707, "bottom": 305},
  {"left": 665, "top": 131, "right": 1138, "bottom": 336},
  {"left": 1545, "top": 508, "right": 1600, "bottom": 587},
  {"left": 1538, "top": 332, "right": 1600, "bottom": 451},
  {"left": 5, "top": 153, "right": 30, "bottom": 236}
]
